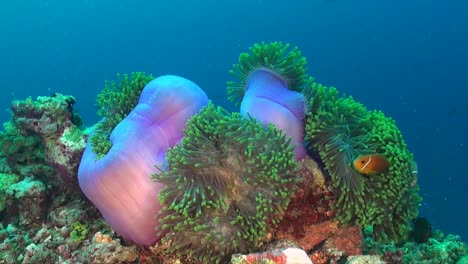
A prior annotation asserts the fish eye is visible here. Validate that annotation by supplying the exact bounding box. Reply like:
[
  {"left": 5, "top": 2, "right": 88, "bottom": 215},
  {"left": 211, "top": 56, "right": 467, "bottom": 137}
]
[{"left": 360, "top": 160, "right": 366, "bottom": 164}]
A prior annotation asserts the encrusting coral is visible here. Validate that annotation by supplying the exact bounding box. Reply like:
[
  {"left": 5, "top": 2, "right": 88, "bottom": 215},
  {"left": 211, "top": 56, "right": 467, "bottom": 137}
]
[
  {"left": 154, "top": 102, "right": 300, "bottom": 263},
  {"left": 227, "top": 42, "right": 308, "bottom": 159},
  {"left": 303, "top": 79, "right": 421, "bottom": 242},
  {"left": 78, "top": 74, "right": 209, "bottom": 245}
]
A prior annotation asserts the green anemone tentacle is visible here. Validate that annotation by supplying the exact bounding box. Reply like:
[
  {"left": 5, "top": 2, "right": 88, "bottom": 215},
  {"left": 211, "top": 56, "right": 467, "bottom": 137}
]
[
  {"left": 154, "top": 102, "right": 300, "bottom": 263},
  {"left": 303, "top": 79, "right": 421, "bottom": 242},
  {"left": 227, "top": 41, "right": 309, "bottom": 105},
  {"left": 90, "top": 72, "right": 153, "bottom": 159}
]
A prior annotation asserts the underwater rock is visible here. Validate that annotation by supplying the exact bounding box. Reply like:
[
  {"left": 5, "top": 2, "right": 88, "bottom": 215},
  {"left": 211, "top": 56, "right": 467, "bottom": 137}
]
[
  {"left": 10, "top": 93, "right": 86, "bottom": 189},
  {"left": 325, "top": 225, "right": 363, "bottom": 256},
  {"left": 47, "top": 199, "right": 91, "bottom": 227},
  {"left": 0, "top": 173, "right": 19, "bottom": 213},
  {"left": 68, "top": 232, "right": 139, "bottom": 263},
  {"left": 273, "top": 158, "right": 363, "bottom": 263},
  {"left": 6, "top": 177, "right": 46, "bottom": 228},
  {"left": 277, "top": 158, "right": 336, "bottom": 231}
]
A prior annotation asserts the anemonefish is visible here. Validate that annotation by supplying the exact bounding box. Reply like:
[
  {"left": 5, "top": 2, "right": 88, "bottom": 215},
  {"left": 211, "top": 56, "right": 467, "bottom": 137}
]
[{"left": 353, "top": 154, "right": 390, "bottom": 175}]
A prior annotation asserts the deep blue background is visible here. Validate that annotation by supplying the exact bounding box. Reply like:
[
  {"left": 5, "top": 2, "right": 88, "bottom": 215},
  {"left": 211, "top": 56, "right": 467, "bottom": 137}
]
[{"left": 0, "top": 0, "right": 466, "bottom": 242}]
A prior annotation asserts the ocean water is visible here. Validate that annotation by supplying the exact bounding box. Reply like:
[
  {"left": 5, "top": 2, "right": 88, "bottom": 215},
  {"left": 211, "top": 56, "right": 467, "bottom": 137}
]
[{"left": 0, "top": 0, "right": 466, "bottom": 244}]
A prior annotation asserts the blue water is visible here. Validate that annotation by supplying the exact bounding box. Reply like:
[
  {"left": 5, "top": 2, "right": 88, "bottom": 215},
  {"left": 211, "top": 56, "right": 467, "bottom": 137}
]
[{"left": 1, "top": 0, "right": 466, "bottom": 242}]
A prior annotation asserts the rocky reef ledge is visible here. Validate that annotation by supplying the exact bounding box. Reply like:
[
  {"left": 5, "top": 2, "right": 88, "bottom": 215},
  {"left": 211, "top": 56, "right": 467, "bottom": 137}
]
[{"left": 0, "top": 93, "right": 466, "bottom": 264}]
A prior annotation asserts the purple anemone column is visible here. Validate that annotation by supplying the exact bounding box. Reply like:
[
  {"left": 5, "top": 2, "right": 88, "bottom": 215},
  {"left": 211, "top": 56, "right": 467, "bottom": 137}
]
[
  {"left": 78, "top": 75, "right": 209, "bottom": 245},
  {"left": 240, "top": 69, "right": 306, "bottom": 160}
]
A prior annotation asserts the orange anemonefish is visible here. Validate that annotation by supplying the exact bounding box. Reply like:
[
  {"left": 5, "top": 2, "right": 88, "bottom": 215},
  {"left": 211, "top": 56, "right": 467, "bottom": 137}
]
[{"left": 353, "top": 154, "right": 390, "bottom": 175}]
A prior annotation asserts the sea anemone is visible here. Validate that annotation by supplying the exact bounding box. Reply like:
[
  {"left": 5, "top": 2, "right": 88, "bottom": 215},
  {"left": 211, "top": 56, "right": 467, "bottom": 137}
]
[
  {"left": 154, "top": 102, "right": 300, "bottom": 263},
  {"left": 303, "top": 79, "right": 421, "bottom": 242},
  {"left": 90, "top": 72, "right": 154, "bottom": 159},
  {"left": 227, "top": 42, "right": 309, "bottom": 159},
  {"left": 78, "top": 75, "right": 209, "bottom": 245}
]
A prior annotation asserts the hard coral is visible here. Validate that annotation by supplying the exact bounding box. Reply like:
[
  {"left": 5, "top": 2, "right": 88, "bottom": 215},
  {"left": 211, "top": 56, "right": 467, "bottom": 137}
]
[
  {"left": 78, "top": 75, "right": 208, "bottom": 245},
  {"left": 154, "top": 102, "right": 300, "bottom": 263},
  {"left": 303, "top": 80, "right": 421, "bottom": 242},
  {"left": 228, "top": 42, "right": 308, "bottom": 159}
]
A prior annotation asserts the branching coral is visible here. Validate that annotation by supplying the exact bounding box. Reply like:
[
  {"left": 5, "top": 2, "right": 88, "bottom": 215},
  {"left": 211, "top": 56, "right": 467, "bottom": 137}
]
[
  {"left": 154, "top": 102, "right": 300, "bottom": 263},
  {"left": 78, "top": 75, "right": 208, "bottom": 245},
  {"left": 90, "top": 72, "right": 154, "bottom": 159},
  {"left": 227, "top": 42, "right": 309, "bottom": 159},
  {"left": 303, "top": 79, "right": 421, "bottom": 242}
]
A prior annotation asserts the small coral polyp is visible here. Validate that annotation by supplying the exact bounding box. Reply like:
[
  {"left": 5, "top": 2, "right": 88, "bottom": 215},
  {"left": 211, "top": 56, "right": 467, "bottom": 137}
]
[{"left": 154, "top": 102, "right": 300, "bottom": 263}]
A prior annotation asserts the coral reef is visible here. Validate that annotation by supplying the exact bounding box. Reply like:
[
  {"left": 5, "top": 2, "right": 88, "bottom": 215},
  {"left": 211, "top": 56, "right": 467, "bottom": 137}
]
[
  {"left": 5, "top": 177, "right": 46, "bottom": 228},
  {"left": 154, "top": 102, "right": 300, "bottom": 263},
  {"left": 78, "top": 75, "right": 209, "bottom": 245},
  {"left": 275, "top": 158, "right": 336, "bottom": 241},
  {"left": 0, "top": 93, "right": 121, "bottom": 263},
  {"left": 0, "top": 173, "right": 19, "bottom": 212},
  {"left": 0, "top": 93, "right": 87, "bottom": 235},
  {"left": 0, "top": 107, "right": 54, "bottom": 183},
  {"left": 10, "top": 93, "right": 86, "bottom": 189},
  {"left": 303, "top": 80, "right": 421, "bottom": 242},
  {"left": 228, "top": 42, "right": 308, "bottom": 159},
  {"left": 363, "top": 226, "right": 468, "bottom": 263},
  {"left": 0, "top": 220, "right": 138, "bottom": 264},
  {"left": 0, "top": 121, "right": 46, "bottom": 173},
  {"left": 1, "top": 41, "right": 461, "bottom": 264}
]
